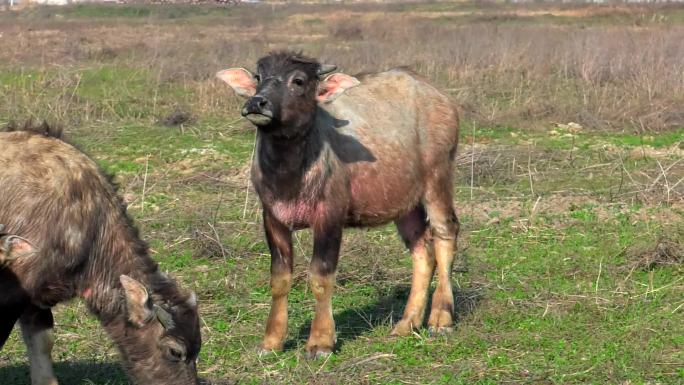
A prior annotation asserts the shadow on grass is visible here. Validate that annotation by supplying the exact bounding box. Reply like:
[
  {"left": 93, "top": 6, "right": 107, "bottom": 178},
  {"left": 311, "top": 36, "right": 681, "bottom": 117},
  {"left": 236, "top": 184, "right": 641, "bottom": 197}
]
[
  {"left": 292, "top": 283, "right": 485, "bottom": 352},
  {"left": 0, "top": 361, "right": 128, "bottom": 385},
  {"left": 0, "top": 361, "right": 216, "bottom": 385}
]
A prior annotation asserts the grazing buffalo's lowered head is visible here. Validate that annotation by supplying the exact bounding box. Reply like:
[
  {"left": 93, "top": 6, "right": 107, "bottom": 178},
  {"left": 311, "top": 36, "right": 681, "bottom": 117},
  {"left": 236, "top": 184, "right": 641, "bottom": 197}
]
[
  {"left": 115, "top": 275, "right": 201, "bottom": 385},
  {"left": 217, "top": 51, "right": 360, "bottom": 135}
]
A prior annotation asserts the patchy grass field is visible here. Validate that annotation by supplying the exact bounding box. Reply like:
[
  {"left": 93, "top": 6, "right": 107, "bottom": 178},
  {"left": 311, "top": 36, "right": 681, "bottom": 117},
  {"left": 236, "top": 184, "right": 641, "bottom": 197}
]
[{"left": 0, "top": 2, "right": 683, "bottom": 384}]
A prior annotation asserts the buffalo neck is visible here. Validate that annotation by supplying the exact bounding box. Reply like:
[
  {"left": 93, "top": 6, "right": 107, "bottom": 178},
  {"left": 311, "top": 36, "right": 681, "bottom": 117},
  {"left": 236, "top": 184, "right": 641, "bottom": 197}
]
[
  {"left": 81, "top": 205, "right": 172, "bottom": 325},
  {"left": 256, "top": 119, "right": 323, "bottom": 190}
]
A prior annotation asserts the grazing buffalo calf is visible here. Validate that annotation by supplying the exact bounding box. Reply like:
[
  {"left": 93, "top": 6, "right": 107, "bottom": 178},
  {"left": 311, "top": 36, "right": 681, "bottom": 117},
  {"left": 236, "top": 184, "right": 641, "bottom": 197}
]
[
  {"left": 0, "top": 126, "right": 201, "bottom": 385},
  {"left": 218, "top": 51, "right": 460, "bottom": 358}
]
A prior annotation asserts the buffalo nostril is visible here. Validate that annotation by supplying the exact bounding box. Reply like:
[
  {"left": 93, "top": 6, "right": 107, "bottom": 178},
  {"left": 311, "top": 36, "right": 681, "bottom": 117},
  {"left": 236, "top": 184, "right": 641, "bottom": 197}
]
[{"left": 258, "top": 99, "right": 268, "bottom": 108}]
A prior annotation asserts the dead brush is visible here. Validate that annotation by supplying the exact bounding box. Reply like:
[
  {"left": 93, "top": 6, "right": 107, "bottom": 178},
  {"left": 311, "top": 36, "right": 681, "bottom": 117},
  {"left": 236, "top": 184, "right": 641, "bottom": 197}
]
[
  {"left": 626, "top": 237, "right": 684, "bottom": 271},
  {"left": 329, "top": 21, "right": 364, "bottom": 41},
  {"left": 189, "top": 192, "right": 229, "bottom": 260},
  {"left": 612, "top": 152, "right": 684, "bottom": 205},
  {"left": 2, "top": 5, "right": 684, "bottom": 131},
  {"left": 158, "top": 108, "right": 196, "bottom": 128}
]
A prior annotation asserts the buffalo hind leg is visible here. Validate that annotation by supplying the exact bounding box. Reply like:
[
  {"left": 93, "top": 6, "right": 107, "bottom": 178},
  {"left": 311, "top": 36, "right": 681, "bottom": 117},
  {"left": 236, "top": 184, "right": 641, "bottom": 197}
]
[
  {"left": 260, "top": 211, "right": 294, "bottom": 353},
  {"left": 390, "top": 205, "right": 435, "bottom": 336},
  {"left": 424, "top": 169, "right": 460, "bottom": 334},
  {"left": 20, "top": 304, "right": 58, "bottom": 385},
  {"left": 306, "top": 221, "right": 343, "bottom": 359}
]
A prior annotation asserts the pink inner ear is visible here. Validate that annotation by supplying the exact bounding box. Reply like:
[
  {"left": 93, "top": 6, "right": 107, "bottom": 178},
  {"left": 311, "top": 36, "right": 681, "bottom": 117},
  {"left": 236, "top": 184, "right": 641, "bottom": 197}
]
[
  {"left": 316, "top": 83, "right": 338, "bottom": 102},
  {"left": 9, "top": 238, "right": 34, "bottom": 255},
  {"left": 216, "top": 68, "right": 257, "bottom": 97},
  {"left": 316, "top": 73, "right": 360, "bottom": 103},
  {"left": 316, "top": 75, "right": 343, "bottom": 101}
]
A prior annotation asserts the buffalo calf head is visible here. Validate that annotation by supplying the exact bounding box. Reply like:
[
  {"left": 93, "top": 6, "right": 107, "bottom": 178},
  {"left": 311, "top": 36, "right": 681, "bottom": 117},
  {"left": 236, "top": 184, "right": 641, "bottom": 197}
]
[{"left": 217, "top": 52, "right": 360, "bottom": 130}]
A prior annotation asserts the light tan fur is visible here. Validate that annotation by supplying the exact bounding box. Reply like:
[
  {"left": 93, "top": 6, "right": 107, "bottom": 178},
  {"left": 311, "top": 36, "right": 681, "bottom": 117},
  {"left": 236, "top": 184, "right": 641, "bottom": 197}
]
[
  {"left": 305, "top": 273, "right": 336, "bottom": 356},
  {"left": 428, "top": 238, "right": 456, "bottom": 331},
  {"left": 261, "top": 273, "right": 292, "bottom": 351},
  {"left": 390, "top": 238, "right": 435, "bottom": 336}
]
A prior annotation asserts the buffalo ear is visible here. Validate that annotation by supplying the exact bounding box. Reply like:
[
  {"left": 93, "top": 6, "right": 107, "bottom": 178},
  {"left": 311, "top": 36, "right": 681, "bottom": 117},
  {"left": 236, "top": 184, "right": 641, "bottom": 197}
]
[
  {"left": 0, "top": 235, "right": 36, "bottom": 263},
  {"left": 120, "top": 275, "right": 153, "bottom": 327},
  {"left": 216, "top": 68, "right": 257, "bottom": 98},
  {"left": 186, "top": 291, "right": 198, "bottom": 309},
  {"left": 316, "top": 73, "right": 360, "bottom": 104}
]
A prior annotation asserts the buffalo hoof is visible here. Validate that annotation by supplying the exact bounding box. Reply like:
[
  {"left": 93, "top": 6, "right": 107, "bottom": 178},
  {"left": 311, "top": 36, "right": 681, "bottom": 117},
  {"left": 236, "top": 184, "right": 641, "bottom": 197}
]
[
  {"left": 33, "top": 378, "right": 59, "bottom": 385},
  {"left": 256, "top": 346, "right": 280, "bottom": 358},
  {"left": 427, "top": 308, "right": 453, "bottom": 333},
  {"left": 305, "top": 345, "right": 333, "bottom": 360},
  {"left": 428, "top": 326, "right": 454, "bottom": 336},
  {"left": 389, "top": 319, "right": 418, "bottom": 337}
]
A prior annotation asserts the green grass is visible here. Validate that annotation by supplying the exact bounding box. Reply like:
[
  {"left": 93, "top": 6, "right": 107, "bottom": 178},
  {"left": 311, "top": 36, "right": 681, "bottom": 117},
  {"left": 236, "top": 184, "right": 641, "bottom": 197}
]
[
  {"left": 2, "top": 118, "right": 681, "bottom": 384},
  {"left": 604, "top": 129, "right": 684, "bottom": 148},
  {"left": 10, "top": 4, "right": 234, "bottom": 20}
]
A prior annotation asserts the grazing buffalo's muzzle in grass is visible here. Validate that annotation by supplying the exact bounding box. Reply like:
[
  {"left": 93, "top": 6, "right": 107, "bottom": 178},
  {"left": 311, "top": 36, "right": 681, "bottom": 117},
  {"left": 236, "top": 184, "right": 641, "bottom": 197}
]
[
  {"left": 218, "top": 51, "right": 460, "bottom": 358},
  {"left": 0, "top": 123, "right": 201, "bottom": 385},
  {"left": 116, "top": 276, "right": 201, "bottom": 385}
]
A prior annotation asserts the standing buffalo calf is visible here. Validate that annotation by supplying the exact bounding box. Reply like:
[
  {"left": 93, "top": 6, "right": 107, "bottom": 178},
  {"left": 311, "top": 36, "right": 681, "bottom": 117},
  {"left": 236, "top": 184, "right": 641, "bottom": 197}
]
[
  {"left": 218, "top": 51, "right": 460, "bottom": 358},
  {"left": 0, "top": 125, "right": 201, "bottom": 385}
]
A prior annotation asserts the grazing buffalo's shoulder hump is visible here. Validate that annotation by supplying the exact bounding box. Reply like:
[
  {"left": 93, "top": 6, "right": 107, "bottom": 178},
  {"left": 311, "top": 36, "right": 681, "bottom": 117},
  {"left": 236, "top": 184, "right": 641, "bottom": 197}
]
[{"left": 0, "top": 125, "right": 110, "bottom": 199}]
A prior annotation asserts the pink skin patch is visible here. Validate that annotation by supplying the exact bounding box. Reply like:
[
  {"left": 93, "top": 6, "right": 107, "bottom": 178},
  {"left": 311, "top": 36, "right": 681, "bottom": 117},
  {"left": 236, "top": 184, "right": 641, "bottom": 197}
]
[
  {"left": 270, "top": 162, "right": 329, "bottom": 227},
  {"left": 82, "top": 288, "right": 93, "bottom": 299},
  {"left": 271, "top": 200, "right": 316, "bottom": 228}
]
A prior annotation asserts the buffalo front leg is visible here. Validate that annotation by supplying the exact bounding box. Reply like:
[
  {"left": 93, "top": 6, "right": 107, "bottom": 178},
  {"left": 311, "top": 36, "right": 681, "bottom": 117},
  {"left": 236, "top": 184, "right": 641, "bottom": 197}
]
[
  {"left": 391, "top": 205, "right": 435, "bottom": 336},
  {"left": 306, "top": 222, "right": 343, "bottom": 359},
  {"left": 0, "top": 302, "right": 25, "bottom": 348},
  {"left": 20, "top": 305, "right": 58, "bottom": 385},
  {"left": 260, "top": 211, "right": 293, "bottom": 353}
]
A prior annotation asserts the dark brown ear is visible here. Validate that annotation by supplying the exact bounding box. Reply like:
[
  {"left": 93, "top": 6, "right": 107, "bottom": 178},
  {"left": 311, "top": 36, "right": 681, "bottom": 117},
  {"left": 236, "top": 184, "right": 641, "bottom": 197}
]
[
  {"left": 216, "top": 68, "right": 257, "bottom": 98},
  {"left": 120, "top": 275, "right": 153, "bottom": 327},
  {"left": 316, "top": 73, "right": 360, "bottom": 103},
  {"left": 0, "top": 235, "right": 36, "bottom": 263}
]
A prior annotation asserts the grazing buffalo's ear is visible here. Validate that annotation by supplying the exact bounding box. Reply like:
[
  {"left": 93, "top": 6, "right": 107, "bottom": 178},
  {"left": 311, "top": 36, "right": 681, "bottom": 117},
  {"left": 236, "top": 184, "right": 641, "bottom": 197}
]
[
  {"left": 120, "top": 275, "right": 153, "bottom": 327},
  {"left": 316, "top": 73, "right": 360, "bottom": 104},
  {"left": 0, "top": 235, "right": 36, "bottom": 263},
  {"left": 186, "top": 291, "right": 198, "bottom": 309},
  {"left": 216, "top": 68, "right": 257, "bottom": 98}
]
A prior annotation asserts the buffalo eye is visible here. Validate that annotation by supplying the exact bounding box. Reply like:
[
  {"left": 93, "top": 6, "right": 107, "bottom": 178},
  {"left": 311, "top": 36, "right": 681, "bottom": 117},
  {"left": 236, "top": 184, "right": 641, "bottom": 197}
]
[
  {"left": 161, "top": 339, "right": 187, "bottom": 362},
  {"left": 293, "top": 78, "right": 304, "bottom": 87},
  {"left": 166, "top": 346, "right": 186, "bottom": 362}
]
